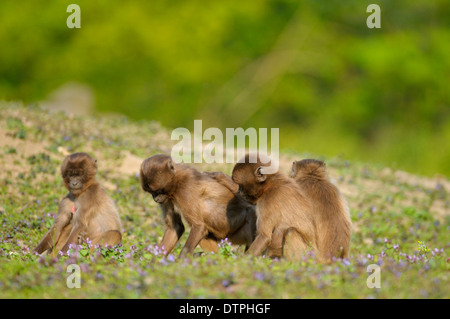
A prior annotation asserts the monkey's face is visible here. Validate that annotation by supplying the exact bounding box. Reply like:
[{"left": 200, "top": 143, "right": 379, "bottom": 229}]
[
  {"left": 61, "top": 153, "right": 98, "bottom": 195},
  {"left": 291, "top": 159, "right": 326, "bottom": 179},
  {"left": 140, "top": 155, "right": 177, "bottom": 204},
  {"left": 232, "top": 164, "right": 267, "bottom": 205},
  {"left": 142, "top": 183, "right": 169, "bottom": 204}
]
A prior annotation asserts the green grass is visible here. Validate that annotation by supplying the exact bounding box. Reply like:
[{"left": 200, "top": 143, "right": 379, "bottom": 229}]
[{"left": 0, "top": 102, "right": 448, "bottom": 298}]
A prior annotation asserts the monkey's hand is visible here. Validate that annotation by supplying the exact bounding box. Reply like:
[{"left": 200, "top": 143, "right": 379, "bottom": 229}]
[
  {"left": 204, "top": 171, "right": 239, "bottom": 194},
  {"left": 203, "top": 171, "right": 226, "bottom": 179}
]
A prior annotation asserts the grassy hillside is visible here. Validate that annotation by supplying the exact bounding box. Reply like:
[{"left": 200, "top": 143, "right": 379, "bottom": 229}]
[{"left": 0, "top": 102, "right": 448, "bottom": 298}]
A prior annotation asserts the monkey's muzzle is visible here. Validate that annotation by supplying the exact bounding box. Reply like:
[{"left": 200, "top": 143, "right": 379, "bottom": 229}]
[{"left": 152, "top": 192, "right": 169, "bottom": 204}]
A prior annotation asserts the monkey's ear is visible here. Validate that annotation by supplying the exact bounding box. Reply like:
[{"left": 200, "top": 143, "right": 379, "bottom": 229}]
[
  {"left": 255, "top": 166, "right": 266, "bottom": 183},
  {"left": 167, "top": 160, "right": 176, "bottom": 174},
  {"left": 291, "top": 162, "right": 297, "bottom": 174}
]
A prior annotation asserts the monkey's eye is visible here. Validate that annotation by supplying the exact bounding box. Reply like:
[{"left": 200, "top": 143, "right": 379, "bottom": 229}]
[
  {"left": 154, "top": 189, "right": 166, "bottom": 196},
  {"left": 68, "top": 169, "right": 82, "bottom": 177}
]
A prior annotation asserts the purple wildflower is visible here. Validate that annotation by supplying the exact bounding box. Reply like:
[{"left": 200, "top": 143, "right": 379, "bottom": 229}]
[
  {"left": 254, "top": 272, "right": 265, "bottom": 281},
  {"left": 138, "top": 269, "right": 147, "bottom": 277},
  {"left": 85, "top": 237, "right": 92, "bottom": 248},
  {"left": 218, "top": 238, "right": 231, "bottom": 249},
  {"left": 160, "top": 258, "right": 169, "bottom": 266},
  {"left": 80, "top": 264, "right": 90, "bottom": 273}
]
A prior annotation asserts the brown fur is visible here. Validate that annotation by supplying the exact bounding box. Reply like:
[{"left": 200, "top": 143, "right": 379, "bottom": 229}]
[
  {"left": 139, "top": 154, "right": 256, "bottom": 258},
  {"left": 206, "top": 170, "right": 309, "bottom": 260},
  {"left": 34, "top": 153, "right": 122, "bottom": 255},
  {"left": 230, "top": 154, "right": 317, "bottom": 260},
  {"left": 204, "top": 171, "right": 239, "bottom": 194},
  {"left": 291, "top": 159, "right": 352, "bottom": 260}
]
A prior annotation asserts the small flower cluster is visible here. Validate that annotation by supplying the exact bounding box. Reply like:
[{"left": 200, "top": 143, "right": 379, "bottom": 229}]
[
  {"left": 145, "top": 244, "right": 166, "bottom": 256},
  {"left": 378, "top": 238, "right": 445, "bottom": 264},
  {"left": 417, "top": 241, "right": 430, "bottom": 255},
  {"left": 140, "top": 244, "right": 175, "bottom": 265},
  {"left": 218, "top": 238, "right": 232, "bottom": 249},
  {"left": 160, "top": 254, "right": 176, "bottom": 266},
  {"left": 218, "top": 238, "right": 234, "bottom": 257}
]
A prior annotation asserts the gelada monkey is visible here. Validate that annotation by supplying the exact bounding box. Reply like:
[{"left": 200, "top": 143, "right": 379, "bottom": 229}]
[
  {"left": 139, "top": 154, "right": 256, "bottom": 258},
  {"left": 34, "top": 152, "right": 122, "bottom": 255},
  {"left": 228, "top": 153, "right": 317, "bottom": 260},
  {"left": 291, "top": 159, "right": 352, "bottom": 260}
]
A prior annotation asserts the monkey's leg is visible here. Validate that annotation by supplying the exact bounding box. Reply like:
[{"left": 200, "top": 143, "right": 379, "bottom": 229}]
[
  {"left": 90, "top": 230, "right": 122, "bottom": 252},
  {"left": 34, "top": 217, "right": 72, "bottom": 254},
  {"left": 267, "top": 228, "right": 284, "bottom": 259},
  {"left": 227, "top": 230, "right": 248, "bottom": 248},
  {"left": 228, "top": 221, "right": 254, "bottom": 249},
  {"left": 53, "top": 223, "right": 73, "bottom": 255},
  {"left": 198, "top": 237, "right": 219, "bottom": 253},
  {"left": 246, "top": 233, "right": 271, "bottom": 257},
  {"left": 60, "top": 225, "right": 86, "bottom": 253},
  {"left": 283, "top": 229, "right": 310, "bottom": 262},
  {"left": 34, "top": 227, "right": 56, "bottom": 254},
  {"left": 178, "top": 224, "right": 208, "bottom": 258}
]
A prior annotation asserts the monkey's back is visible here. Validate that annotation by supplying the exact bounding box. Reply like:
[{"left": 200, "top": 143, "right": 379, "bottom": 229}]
[
  {"left": 297, "top": 177, "right": 352, "bottom": 259},
  {"left": 257, "top": 174, "right": 315, "bottom": 242},
  {"left": 172, "top": 167, "right": 248, "bottom": 238}
]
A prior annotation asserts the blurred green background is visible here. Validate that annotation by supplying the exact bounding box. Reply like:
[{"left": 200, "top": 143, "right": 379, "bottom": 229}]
[{"left": 1, "top": 0, "right": 449, "bottom": 176}]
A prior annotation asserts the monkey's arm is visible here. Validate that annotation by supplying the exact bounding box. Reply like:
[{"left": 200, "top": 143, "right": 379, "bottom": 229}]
[
  {"left": 59, "top": 206, "right": 89, "bottom": 253},
  {"left": 245, "top": 220, "right": 274, "bottom": 257},
  {"left": 198, "top": 237, "right": 219, "bottom": 253},
  {"left": 159, "top": 202, "right": 185, "bottom": 256},
  {"left": 34, "top": 196, "right": 74, "bottom": 254},
  {"left": 60, "top": 223, "right": 86, "bottom": 253},
  {"left": 178, "top": 224, "right": 208, "bottom": 258},
  {"left": 204, "top": 171, "right": 239, "bottom": 194},
  {"left": 246, "top": 233, "right": 272, "bottom": 257}
]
